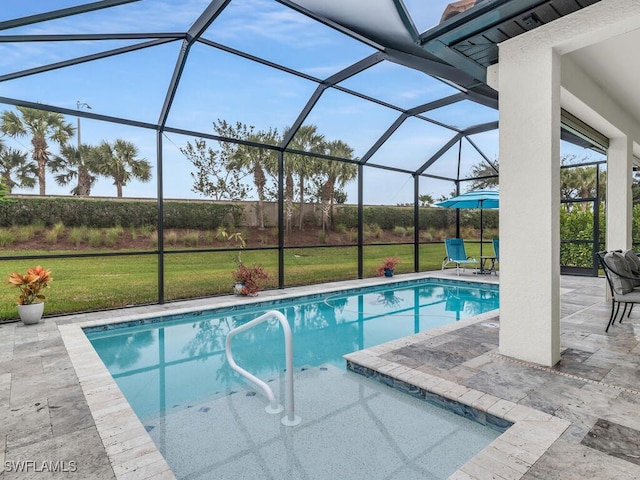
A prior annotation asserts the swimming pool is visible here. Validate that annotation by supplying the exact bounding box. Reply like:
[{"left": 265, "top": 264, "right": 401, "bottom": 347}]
[{"left": 85, "top": 277, "right": 501, "bottom": 479}]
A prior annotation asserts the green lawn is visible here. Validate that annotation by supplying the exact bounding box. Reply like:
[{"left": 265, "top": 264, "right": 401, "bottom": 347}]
[{"left": 0, "top": 240, "right": 492, "bottom": 321}]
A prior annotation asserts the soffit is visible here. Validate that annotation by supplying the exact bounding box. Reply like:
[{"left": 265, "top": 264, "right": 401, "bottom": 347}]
[
  {"left": 566, "top": 29, "right": 640, "bottom": 129},
  {"left": 420, "top": 0, "right": 602, "bottom": 82}
]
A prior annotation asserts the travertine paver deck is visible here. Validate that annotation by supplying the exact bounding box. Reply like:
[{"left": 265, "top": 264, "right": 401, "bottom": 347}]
[
  {"left": 1, "top": 272, "right": 639, "bottom": 479},
  {"left": 346, "top": 274, "right": 640, "bottom": 479}
]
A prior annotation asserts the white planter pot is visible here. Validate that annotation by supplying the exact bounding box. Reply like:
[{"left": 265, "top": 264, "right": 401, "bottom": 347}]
[{"left": 17, "top": 302, "right": 44, "bottom": 325}]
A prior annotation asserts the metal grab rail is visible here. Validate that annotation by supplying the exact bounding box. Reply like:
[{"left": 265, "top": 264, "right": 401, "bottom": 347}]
[{"left": 225, "top": 310, "right": 301, "bottom": 426}]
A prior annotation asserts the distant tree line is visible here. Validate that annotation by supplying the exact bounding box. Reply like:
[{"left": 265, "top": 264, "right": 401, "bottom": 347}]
[
  {"left": 3, "top": 107, "right": 630, "bottom": 218},
  {"left": 465, "top": 153, "right": 640, "bottom": 205},
  {"left": 0, "top": 106, "right": 152, "bottom": 198},
  {"left": 181, "top": 120, "right": 358, "bottom": 233}
]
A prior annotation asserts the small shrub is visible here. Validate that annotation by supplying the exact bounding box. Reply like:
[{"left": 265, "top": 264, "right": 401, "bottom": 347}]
[
  {"left": 460, "top": 226, "right": 476, "bottom": 239},
  {"left": 46, "top": 221, "right": 65, "bottom": 244},
  {"left": 203, "top": 230, "right": 214, "bottom": 245},
  {"left": 68, "top": 227, "right": 88, "bottom": 247},
  {"left": 347, "top": 228, "right": 358, "bottom": 243},
  {"left": 182, "top": 230, "right": 200, "bottom": 247},
  {"left": 52, "top": 221, "right": 65, "bottom": 234},
  {"left": 129, "top": 225, "right": 138, "bottom": 241},
  {"left": 334, "top": 223, "right": 346, "bottom": 233},
  {"left": 318, "top": 230, "right": 328, "bottom": 244},
  {"left": 105, "top": 227, "right": 123, "bottom": 247},
  {"left": 420, "top": 230, "right": 434, "bottom": 242},
  {"left": 15, "top": 225, "right": 36, "bottom": 242},
  {"left": 31, "top": 220, "right": 46, "bottom": 234},
  {"left": 45, "top": 231, "right": 58, "bottom": 245},
  {"left": 0, "top": 230, "right": 15, "bottom": 247},
  {"left": 365, "top": 223, "right": 382, "bottom": 239},
  {"left": 87, "top": 230, "right": 104, "bottom": 247},
  {"left": 406, "top": 226, "right": 415, "bottom": 237},
  {"left": 148, "top": 230, "right": 158, "bottom": 248},
  {"left": 165, "top": 231, "right": 178, "bottom": 246},
  {"left": 140, "top": 224, "right": 156, "bottom": 235},
  {"left": 45, "top": 222, "right": 65, "bottom": 245},
  {"left": 393, "top": 226, "right": 407, "bottom": 237}
]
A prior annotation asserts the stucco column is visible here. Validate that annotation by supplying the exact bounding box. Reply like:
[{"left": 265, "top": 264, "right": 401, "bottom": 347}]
[
  {"left": 498, "top": 44, "right": 561, "bottom": 366},
  {"left": 606, "top": 136, "right": 633, "bottom": 250}
]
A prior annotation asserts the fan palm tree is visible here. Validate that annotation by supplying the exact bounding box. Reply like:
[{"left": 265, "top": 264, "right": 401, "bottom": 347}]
[
  {"left": 0, "top": 106, "right": 74, "bottom": 195},
  {"left": 49, "top": 144, "right": 99, "bottom": 196},
  {"left": 319, "top": 140, "right": 357, "bottom": 231},
  {"left": 94, "top": 139, "right": 151, "bottom": 197},
  {"left": 231, "top": 128, "right": 279, "bottom": 229},
  {"left": 560, "top": 155, "right": 601, "bottom": 212},
  {"left": 283, "top": 153, "right": 296, "bottom": 235},
  {"left": 0, "top": 143, "right": 37, "bottom": 193},
  {"left": 287, "top": 125, "right": 325, "bottom": 230}
]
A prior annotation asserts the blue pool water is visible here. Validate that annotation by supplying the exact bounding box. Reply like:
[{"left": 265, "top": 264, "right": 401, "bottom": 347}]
[{"left": 86, "top": 278, "right": 498, "bottom": 421}]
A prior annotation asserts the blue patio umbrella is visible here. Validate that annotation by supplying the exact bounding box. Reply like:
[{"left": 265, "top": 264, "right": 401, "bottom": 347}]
[{"left": 436, "top": 189, "right": 499, "bottom": 257}]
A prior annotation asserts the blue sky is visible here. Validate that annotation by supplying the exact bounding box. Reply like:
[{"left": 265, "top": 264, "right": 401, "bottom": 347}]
[{"left": 0, "top": 1, "right": 600, "bottom": 204}]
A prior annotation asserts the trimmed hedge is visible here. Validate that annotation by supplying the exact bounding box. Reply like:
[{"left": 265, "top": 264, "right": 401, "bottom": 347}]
[
  {"left": 0, "top": 196, "right": 498, "bottom": 232},
  {"left": 335, "top": 205, "right": 497, "bottom": 231},
  {"left": 0, "top": 196, "right": 243, "bottom": 229}
]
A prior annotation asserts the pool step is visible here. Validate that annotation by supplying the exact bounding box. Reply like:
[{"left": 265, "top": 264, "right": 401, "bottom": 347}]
[{"left": 143, "top": 364, "right": 500, "bottom": 480}]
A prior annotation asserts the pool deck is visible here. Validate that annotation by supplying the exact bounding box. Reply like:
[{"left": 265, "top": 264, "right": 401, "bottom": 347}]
[{"left": 1, "top": 271, "right": 639, "bottom": 479}]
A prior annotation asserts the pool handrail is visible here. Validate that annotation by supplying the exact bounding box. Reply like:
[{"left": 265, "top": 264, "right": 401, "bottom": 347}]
[{"left": 225, "top": 310, "right": 301, "bottom": 426}]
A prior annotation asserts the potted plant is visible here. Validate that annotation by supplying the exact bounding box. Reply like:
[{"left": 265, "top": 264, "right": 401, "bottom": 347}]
[
  {"left": 232, "top": 263, "right": 272, "bottom": 296},
  {"left": 7, "top": 265, "right": 53, "bottom": 324},
  {"left": 376, "top": 257, "right": 400, "bottom": 277},
  {"left": 216, "top": 227, "right": 272, "bottom": 296}
]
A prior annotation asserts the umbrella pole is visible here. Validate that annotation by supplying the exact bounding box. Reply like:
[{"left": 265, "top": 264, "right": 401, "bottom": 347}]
[{"left": 480, "top": 201, "right": 484, "bottom": 258}]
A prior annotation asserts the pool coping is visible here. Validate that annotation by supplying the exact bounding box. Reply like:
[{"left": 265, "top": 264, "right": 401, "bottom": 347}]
[
  {"left": 58, "top": 272, "right": 523, "bottom": 480},
  {"left": 343, "top": 310, "right": 571, "bottom": 480}
]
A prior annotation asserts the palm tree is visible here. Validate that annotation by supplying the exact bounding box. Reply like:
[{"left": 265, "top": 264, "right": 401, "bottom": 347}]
[
  {"left": 418, "top": 194, "right": 434, "bottom": 206},
  {"left": 49, "top": 144, "right": 98, "bottom": 196},
  {"left": 0, "top": 143, "right": 37, "bottom": 193},
  {"left": 287, "top": 125, "right": 325, "bottom": 230},
  {"left": 572, "top": 166, "right": 598, "bottom": 200},
  {"left": 0, "top": 106, "right": 74, "bottom": 195},
  {"left": 319, "top": 140, "right": 357, "bottom": 231},
  {"left": 283, "top": 154, "right": 296, "bottom": 235},
  {"left": 230, "top": 127, "right": 280, "bottom": 229},
  {"left": 560, "top": 155, "right": 600, "bottom": 211},
  {"left": 94, "top": 139, "right": 151, "bottom": 197}
]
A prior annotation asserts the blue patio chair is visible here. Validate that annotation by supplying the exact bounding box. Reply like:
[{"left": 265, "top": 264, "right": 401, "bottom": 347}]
[
  {"left": 492, "top": 238, "right": 499, "bottom": 273},
  {"left": 442, "top": 238, "right": 478, "bottom": 275}
]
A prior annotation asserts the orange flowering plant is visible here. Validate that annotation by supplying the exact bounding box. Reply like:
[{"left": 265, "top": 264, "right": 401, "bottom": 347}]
[
  {"left": 232, "top": 263, "right": 271, "bottom": 295},
  {"left": 7, "top": 265, "right": 53, "bottom": 305},
  {"left": 376, "top": 257, "right": 400, "bottom": 276}
]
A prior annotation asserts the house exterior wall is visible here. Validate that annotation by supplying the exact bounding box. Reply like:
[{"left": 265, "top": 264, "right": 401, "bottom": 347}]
[{"left": 491, "top": 0, "right": 640, "bottom": 366}]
